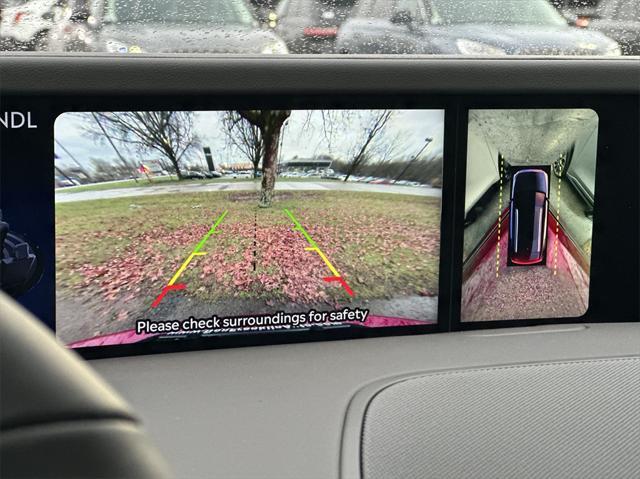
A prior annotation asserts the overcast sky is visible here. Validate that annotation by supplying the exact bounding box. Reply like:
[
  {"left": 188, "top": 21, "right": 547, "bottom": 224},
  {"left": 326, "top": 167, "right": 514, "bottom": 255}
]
[{"left": 54, "top": 109, "right": 444, "bottom": 171}]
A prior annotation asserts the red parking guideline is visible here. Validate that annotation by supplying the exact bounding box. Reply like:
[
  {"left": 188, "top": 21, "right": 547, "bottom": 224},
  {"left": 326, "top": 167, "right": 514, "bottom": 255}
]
[
  {"left": 323, "top": 276, "right": 354, "bottom": 297},
  {"left": 150, "top": 211, "right": 228, "bottom": 308},
  {"left": 151, "top": 283, "right": 186, "bottom": 309}
]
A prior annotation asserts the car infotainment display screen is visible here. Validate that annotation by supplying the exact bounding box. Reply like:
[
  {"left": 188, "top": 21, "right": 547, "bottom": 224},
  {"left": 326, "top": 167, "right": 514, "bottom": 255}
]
[
  {"left": 2, "top": 85, "right": 634, "bottom": 358},
  {"left": 461, "top": 109, "right": 598, "bottom": 322},
  {"left": 54, "top": 109, "right": 445, "bottom": 347}
]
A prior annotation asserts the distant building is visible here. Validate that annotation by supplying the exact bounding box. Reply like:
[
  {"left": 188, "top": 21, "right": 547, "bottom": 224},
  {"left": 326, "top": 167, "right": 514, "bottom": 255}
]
[
  {"left": 220, "top": 162, "right": 254, "bottom": 172},
  {"left": 278, "top": 155, "right": 333, "bottom": 174}
]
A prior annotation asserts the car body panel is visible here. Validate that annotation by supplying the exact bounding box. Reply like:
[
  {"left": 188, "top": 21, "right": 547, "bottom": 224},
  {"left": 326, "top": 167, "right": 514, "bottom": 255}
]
[
  {"left": 76, "top": 0, "right": 288, "bottom": 54},
  {"left": 95, "top": 23, "right": 286, "bottom": 54}
]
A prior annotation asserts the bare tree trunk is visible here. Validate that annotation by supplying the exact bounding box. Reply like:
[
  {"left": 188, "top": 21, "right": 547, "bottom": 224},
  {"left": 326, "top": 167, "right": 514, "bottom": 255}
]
[
  {"left": 344, "top": 171, "right": 353, "bottom": 182},
  {"left": 253, "top": 150, "right": 260, "bottom": 179},
  {"left": 343, "top": 111, "right": 393, "bottom": 182},
  {"left": 166, "top": 150, "right": 183, "bottom": 180},
  {"left": 259, "top": 121, "right": 283, "bottom": 207},
  {"left": 343, "top": 158, "right": 359, "bottom": 183},
  {"left": 237, "top": 110, "right": 290, "bottom": 208},
  {"left": 344, "top": 148, "right": 367, "bottom": 182},
  {"left": 394, "top": 137, "right": 432, "bottom": 184}
]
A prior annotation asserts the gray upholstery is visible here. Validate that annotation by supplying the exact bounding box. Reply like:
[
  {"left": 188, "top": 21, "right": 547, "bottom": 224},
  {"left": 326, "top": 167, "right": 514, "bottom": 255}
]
[
  {"left": 92, "top": 324, "right": 640, "bottom": 479},
  {"left": 0, "top": 292, "right": 172, "bottom": 479},
  {"left": 361, "top": 358, "right": 640, "bottom": 479}
]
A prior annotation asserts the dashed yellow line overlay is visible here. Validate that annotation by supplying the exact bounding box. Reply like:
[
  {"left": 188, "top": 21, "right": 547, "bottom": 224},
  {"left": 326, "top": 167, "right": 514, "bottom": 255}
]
[
  {"left": 553, "top": 176, "right": 562, "bottom": 275},
  {"left": 496, "top": 157, "right": 504, "bottom": 277}
]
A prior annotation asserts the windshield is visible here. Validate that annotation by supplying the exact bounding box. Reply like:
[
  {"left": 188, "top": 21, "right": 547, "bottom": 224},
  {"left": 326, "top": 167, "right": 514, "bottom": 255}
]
[
  {"left": 0, "top": 0, "right": 636, "bottom": 56},
  {"left": 2, "top": 0, "right": 31, "bottom": 6},
  {"left": 104, "top": 0, "right": 254, "bottom": 25},
  {"left": 430, "top": 0, "right": 567, "bottom": 26}
]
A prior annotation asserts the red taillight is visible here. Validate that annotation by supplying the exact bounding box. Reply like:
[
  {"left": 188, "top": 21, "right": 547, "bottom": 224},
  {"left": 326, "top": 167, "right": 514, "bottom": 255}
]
[
  {"left": 13, "top": 11, "right": 27, "bottom": 23},
  {"left": 303, "top": 26, "right": 338, "bottom": 38},
  {"left": 576, "top": 16, "right": 590, "bottom": 28},
  {"left": 511, "top": 257, "right": 544, "bottom": 265}
]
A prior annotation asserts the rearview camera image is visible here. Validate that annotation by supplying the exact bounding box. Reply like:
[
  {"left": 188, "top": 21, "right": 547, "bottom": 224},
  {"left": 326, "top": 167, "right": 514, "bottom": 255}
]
[
  {"left": 55, "top": 110, "right": 444, "bottom": 347},
  {"left": 462, "top": 109, "right": 597, "bottom": 322}
]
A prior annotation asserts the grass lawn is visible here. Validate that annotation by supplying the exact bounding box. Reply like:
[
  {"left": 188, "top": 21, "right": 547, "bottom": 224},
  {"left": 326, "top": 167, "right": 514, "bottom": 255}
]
[
  {"left": 56, "top": 175, "right": 178, "bottom": 193},
  {"left": 56, "top": 190, "right": 441, "bottom": 310}
]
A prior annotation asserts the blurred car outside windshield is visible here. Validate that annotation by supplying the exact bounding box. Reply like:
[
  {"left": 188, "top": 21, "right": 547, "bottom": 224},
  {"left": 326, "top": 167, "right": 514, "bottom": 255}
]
[
  {"left": 104, "top": 0, "right": 254, "bottom": 25},
  {"left": 429, "top": 0, "right": 567, "bottom": 26},
  {"left": 0, "top": 0, "right": 637, "bottom": 55}
]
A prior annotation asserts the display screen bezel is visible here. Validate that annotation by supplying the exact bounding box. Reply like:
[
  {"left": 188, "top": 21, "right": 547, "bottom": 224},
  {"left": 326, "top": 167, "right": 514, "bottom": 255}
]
[{"left": 0, "top": 91, "right": 637, "bottom": 359}]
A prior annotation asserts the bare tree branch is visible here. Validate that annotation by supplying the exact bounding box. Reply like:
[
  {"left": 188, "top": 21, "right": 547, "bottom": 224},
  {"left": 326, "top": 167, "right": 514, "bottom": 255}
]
[
  {"left": 235, "top": 110, "right": 291, "bottom": 207},
  {"left": 343, "top": 110, "right": 393, "bottom": 181},
  {"left": 83, "top": 111, "right": 196, "bottom": 179},
  {"left": 223, "top": 111, "right": 264, "bottom": 178}
]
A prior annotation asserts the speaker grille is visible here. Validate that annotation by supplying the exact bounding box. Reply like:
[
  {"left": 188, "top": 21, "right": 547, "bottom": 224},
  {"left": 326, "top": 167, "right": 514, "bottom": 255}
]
[{"left": 361, "top": 358, "right": 640, "bottom": 479}]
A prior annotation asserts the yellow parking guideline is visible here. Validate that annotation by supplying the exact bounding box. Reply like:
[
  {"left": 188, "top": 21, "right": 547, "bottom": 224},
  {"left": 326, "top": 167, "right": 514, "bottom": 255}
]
[
  {"left": 166, "top": 210, "right": 228, "bottom": 286},
  {"left": 305, "top": 247, "right": 340, "bottom": 277},
  {"left": 553, "top": 176, "right": 562, "bottom": 275},
  {"left": 496, "top": 158, "right": 504, "bottom": 277},
  {"left": 168, "top": 252, "right": 207, "bottom": 286},
  {"left": 285, "top": 208, "right": 355, "bottom": 297}
]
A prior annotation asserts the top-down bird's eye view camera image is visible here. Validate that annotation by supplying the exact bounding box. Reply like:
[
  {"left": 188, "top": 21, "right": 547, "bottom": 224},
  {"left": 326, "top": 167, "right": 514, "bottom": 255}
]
[{"left": 461, "top": 108, "right": 598, "bottom": 322}]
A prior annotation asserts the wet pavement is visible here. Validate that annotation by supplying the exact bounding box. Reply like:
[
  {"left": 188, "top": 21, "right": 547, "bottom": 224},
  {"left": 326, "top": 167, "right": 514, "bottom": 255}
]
[
  {"left": 56, "top": 180, "right": 442, "bottom": 204},
  {"left": 462, "top": 222, "right": 589, "bottom": 322}
]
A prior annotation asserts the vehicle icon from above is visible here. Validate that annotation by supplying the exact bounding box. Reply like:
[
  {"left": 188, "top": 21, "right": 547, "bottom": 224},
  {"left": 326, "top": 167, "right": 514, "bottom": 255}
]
[{"left": 508, "top": 168, "right": 549, "bottom": 266}]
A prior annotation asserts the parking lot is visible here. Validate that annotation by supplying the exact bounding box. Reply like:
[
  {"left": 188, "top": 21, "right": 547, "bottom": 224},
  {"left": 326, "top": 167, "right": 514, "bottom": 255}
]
[{"left": 56, "top": 177, "right": 442, "bottom": 203}]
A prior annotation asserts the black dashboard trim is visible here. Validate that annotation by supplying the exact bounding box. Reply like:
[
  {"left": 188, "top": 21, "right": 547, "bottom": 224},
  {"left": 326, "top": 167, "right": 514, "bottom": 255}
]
[{"left": 0, "top": 55, "right": 638, "bottom": 95}]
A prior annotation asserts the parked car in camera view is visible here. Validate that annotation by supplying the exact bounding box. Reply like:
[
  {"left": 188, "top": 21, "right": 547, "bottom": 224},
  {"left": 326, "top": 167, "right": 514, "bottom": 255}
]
[
  {"left": 274, "top": 0, "right": 357, "bottom": 53},
  {"left": 508, "top": 169, "right": 549, "bottom": 266},
  {"left": 337, "top": 0, "right": 622, "bottom": 55},
  {"left": 55, "top": 0, "right": 288, "bottom": 54}
]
